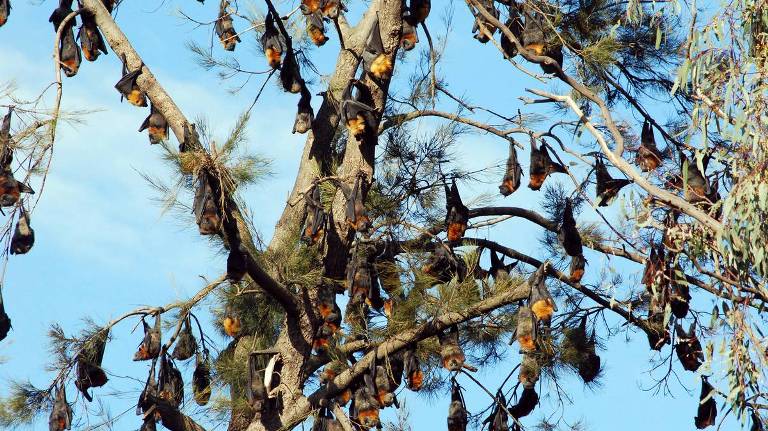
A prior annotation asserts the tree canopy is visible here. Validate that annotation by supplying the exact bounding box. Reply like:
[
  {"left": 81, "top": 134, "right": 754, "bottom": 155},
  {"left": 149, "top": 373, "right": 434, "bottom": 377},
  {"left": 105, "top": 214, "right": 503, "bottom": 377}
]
[{"left": 0, "top": 0, "right": 767, "bottom": 430}]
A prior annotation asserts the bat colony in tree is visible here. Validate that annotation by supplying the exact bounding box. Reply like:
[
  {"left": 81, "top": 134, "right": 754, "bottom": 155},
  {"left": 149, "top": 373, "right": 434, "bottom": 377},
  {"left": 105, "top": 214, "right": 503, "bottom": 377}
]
[{"left": 0, "top": 0, "right": 767, "bottom": 430}]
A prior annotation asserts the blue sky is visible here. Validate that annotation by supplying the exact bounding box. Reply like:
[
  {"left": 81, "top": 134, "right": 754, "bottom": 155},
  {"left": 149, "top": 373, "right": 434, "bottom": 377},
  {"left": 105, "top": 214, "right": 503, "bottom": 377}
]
[{"left": 0, "top": 0, "right": 733, "bottom": 430}]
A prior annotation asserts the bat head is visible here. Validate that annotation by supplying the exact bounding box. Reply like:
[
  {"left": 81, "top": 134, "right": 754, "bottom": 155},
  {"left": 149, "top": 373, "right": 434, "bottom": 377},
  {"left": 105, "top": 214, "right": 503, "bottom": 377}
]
[
  {"left": 401, "top": 19, "right": 418, "bottom": 50},
  {"left": 222, "top": 314, "right": 242, "bottom": 337},
  {"left": 569, "top": 254, "right": 586, "bottom": 283}
]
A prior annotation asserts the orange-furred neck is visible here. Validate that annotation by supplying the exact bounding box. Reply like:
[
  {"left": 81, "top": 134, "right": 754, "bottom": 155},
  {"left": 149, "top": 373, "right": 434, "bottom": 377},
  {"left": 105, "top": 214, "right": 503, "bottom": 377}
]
[
  {"left": 531, "top": 299, "right": 554, "bottom": 322},
  {"left": 265, "top": 47, "right": 282, "bottom": 68},
  {"left": 346, "top": 115, "right": 367, "bottom": 139},
  {"left": 528, "top": 173, "right": 545, "bottom": 190},
  {"left": 370, "top": 54, "right": 393, "bottom": 79},
  {"left": 518, "top": 335, "right": 535, "bottom": 351},
  {"left": 447, "top": 222, "right": 466, "bottom": 241},
  {"left": 223, "top": 316, "right": 242, "bottom": 337},
  {"left": 127, "top": 89, "right": 147, "bottom": 107}
]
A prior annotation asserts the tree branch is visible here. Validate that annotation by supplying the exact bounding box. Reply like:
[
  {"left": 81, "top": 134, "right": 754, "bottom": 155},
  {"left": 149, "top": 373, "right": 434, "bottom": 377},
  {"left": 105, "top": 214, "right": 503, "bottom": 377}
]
[{"left": 526, "top": 88, "right": 723, "bottom": 236}]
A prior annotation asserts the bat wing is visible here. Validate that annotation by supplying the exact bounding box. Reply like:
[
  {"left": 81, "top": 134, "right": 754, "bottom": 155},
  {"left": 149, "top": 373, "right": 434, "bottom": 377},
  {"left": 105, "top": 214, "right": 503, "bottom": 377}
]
[
  {"left": 114, "top": 69, "right": 141, "bottom": 93},
  {"left": 138, "top": 112, "right": 151, "bottom": 132}
]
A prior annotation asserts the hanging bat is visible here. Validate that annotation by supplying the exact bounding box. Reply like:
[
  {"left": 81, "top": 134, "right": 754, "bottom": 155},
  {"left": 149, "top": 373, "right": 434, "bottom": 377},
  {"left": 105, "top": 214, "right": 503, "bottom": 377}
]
[
  {"left": 78, "top": 11, "right": 108, "bottom": 61},
  {"left": 439, "top": 325, "right": 465, "bottom": 371},
  {"left": 681, "top": 152, "right": 710, "bottom": 203},
  {"left": 499, "top": 142, "right": 523, "bottom": 196},
  {"left": 500, "top": 4, "right": 523, "bottom": 59},
  {"left": 636, "top": 120, "right": 663, "bottom": 171},
  {"left": 668, "top": 264, "right": 690, "bottom": 319},
  {"left": 528, "top": 139, "right": 565, "bottom": 190},
  {"left": 0, "top": 170, "right": 34, "bottom": 207},
  {"left": 114, "top": 55, "right": 147, "bottom": 107},
  {"left": 404, "top": 345, "right": 423, "bottom": 391},
  {"left": 362, "top": 18, "right": 393, "bottom": 80},
  {"left": 694, "top": 377, "right": 717, "bottom": 429},
  {"left": 529, "top": 266, "right": 556, "bottom": 325},
  {"left": 346, "top": 251, "right": 370, "bottom": 305},
  {"left": 293, "top": 83, "right": 315, "bottom": 134},
  {"left": 595, "top": 156, "right": 631, "bottom": 206},
  {"left": 354, "top": 384, "right": 381, "bottom": 429},
  {"left": 222, "top": 304, "right": 242, "bottom": 337},
  {"left": 280, "top": 50, "right": 303, "bottom": 93},
  {"left": 558, "top": 199, "right": 582, "bottom": 257},
  {"left": 515, "top": 305, "right": 536, "bottom": 352},
  {"left": 484, "top": 390, "right": 508, "bottom": 431},
  {"left": 193, "top": 351, "right": 212, "bottom": 406},
  {"left": 171, "top": 316, "right": 197, "bottom": 361},
  {"left": 445, "top": 179, "right": 469, "bottom": 242},
  {"left": 422, "top": 244, "right": 465, "bottom": 282},
  {"left": 216, "top": 0, "right": 241, "bottom": 51},
  {"left": 489, "top": 250, "right": 517, "bottom": 281},
  {"left": 509, "top": 387, "right": 538, "bottom": 419},
  {"left": 471, "top": 0, "right": 498, "bottom": 43},
  {"left": 49, "top": 0, "right": 81, "bottom": 78},
  {"left": 247, "top": 354, "right": 267, "bottom": 410},
  {"left": 306, "top": 11, "right": 328, "bottom": 46},
  {"left": 447, "top": 379, "right": 468, "bottom": 431},
  {"left": 0, "top": 0, "right": 10, "bottom": 27},
  {"left": 751, "top": 411, "right": 764, "bottom": 431},
  {"left": 137, "top": 363, "right": 158, "bottom": 416},
  {"left": 646, "top": 309, "right": 670, "bottom": 351},
  {"left": 0, "top": 290, "right": 10, "bottom": 342},
  {"left": 134, "top": 315, "right": 161, "bottom": 361},
  {"left": 193, "top": 170, "right": 221, "bottom": 235},
  {"left": 10, "top": 206, "right": 34, "bottom": 255},
  {"left": 401, "top": 17, "right": 419, "bottom": 51},
  {"left": 75, "top": 329, "right": 109, "bottom": 402},
  {"left": 138, "top": 103, "right": 168, "bottom": 145},
  {"left": 261, "top": 11, "right": 286, "bottom": 68},
  {"left": 227, "top": 246, "right": 247, "bottom": 283},
  {"left": 569, "top": 254, "right": 586, "bottom": 283},
  {"left": 522, "top": 5, "right": 546, "bottom": 55},
  {"left": 345, "top": 173, "right": 370, "bottom": 232},
  {"left": 578, "top": 327, "right": 601, "bottom": 383},
  {"left": 300, "top": 0, "right": 321, "bottom": 14},
  {"left": 49, "top": 383, "right": 72, "bottom": 431},
  {"left": 369, "top": 363, "right": 397, "bottom": 407},
  {"left": 340, "top": 80, "right": 376, "bottom": 142},
  {"left": 518, "top": 353, "right": 539, "bottom": 388},
  {"left": 158, "top": 354, "right": 184, "bottom": 408},
  {"left": 675, "top": 323, "right": 703, "bottom": 372},
  {"left": 313, "top": 305, "right": 341, "bottom": 354},
  {"left": 641, "top": 245, "right": 665, "bottom": 292}
]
